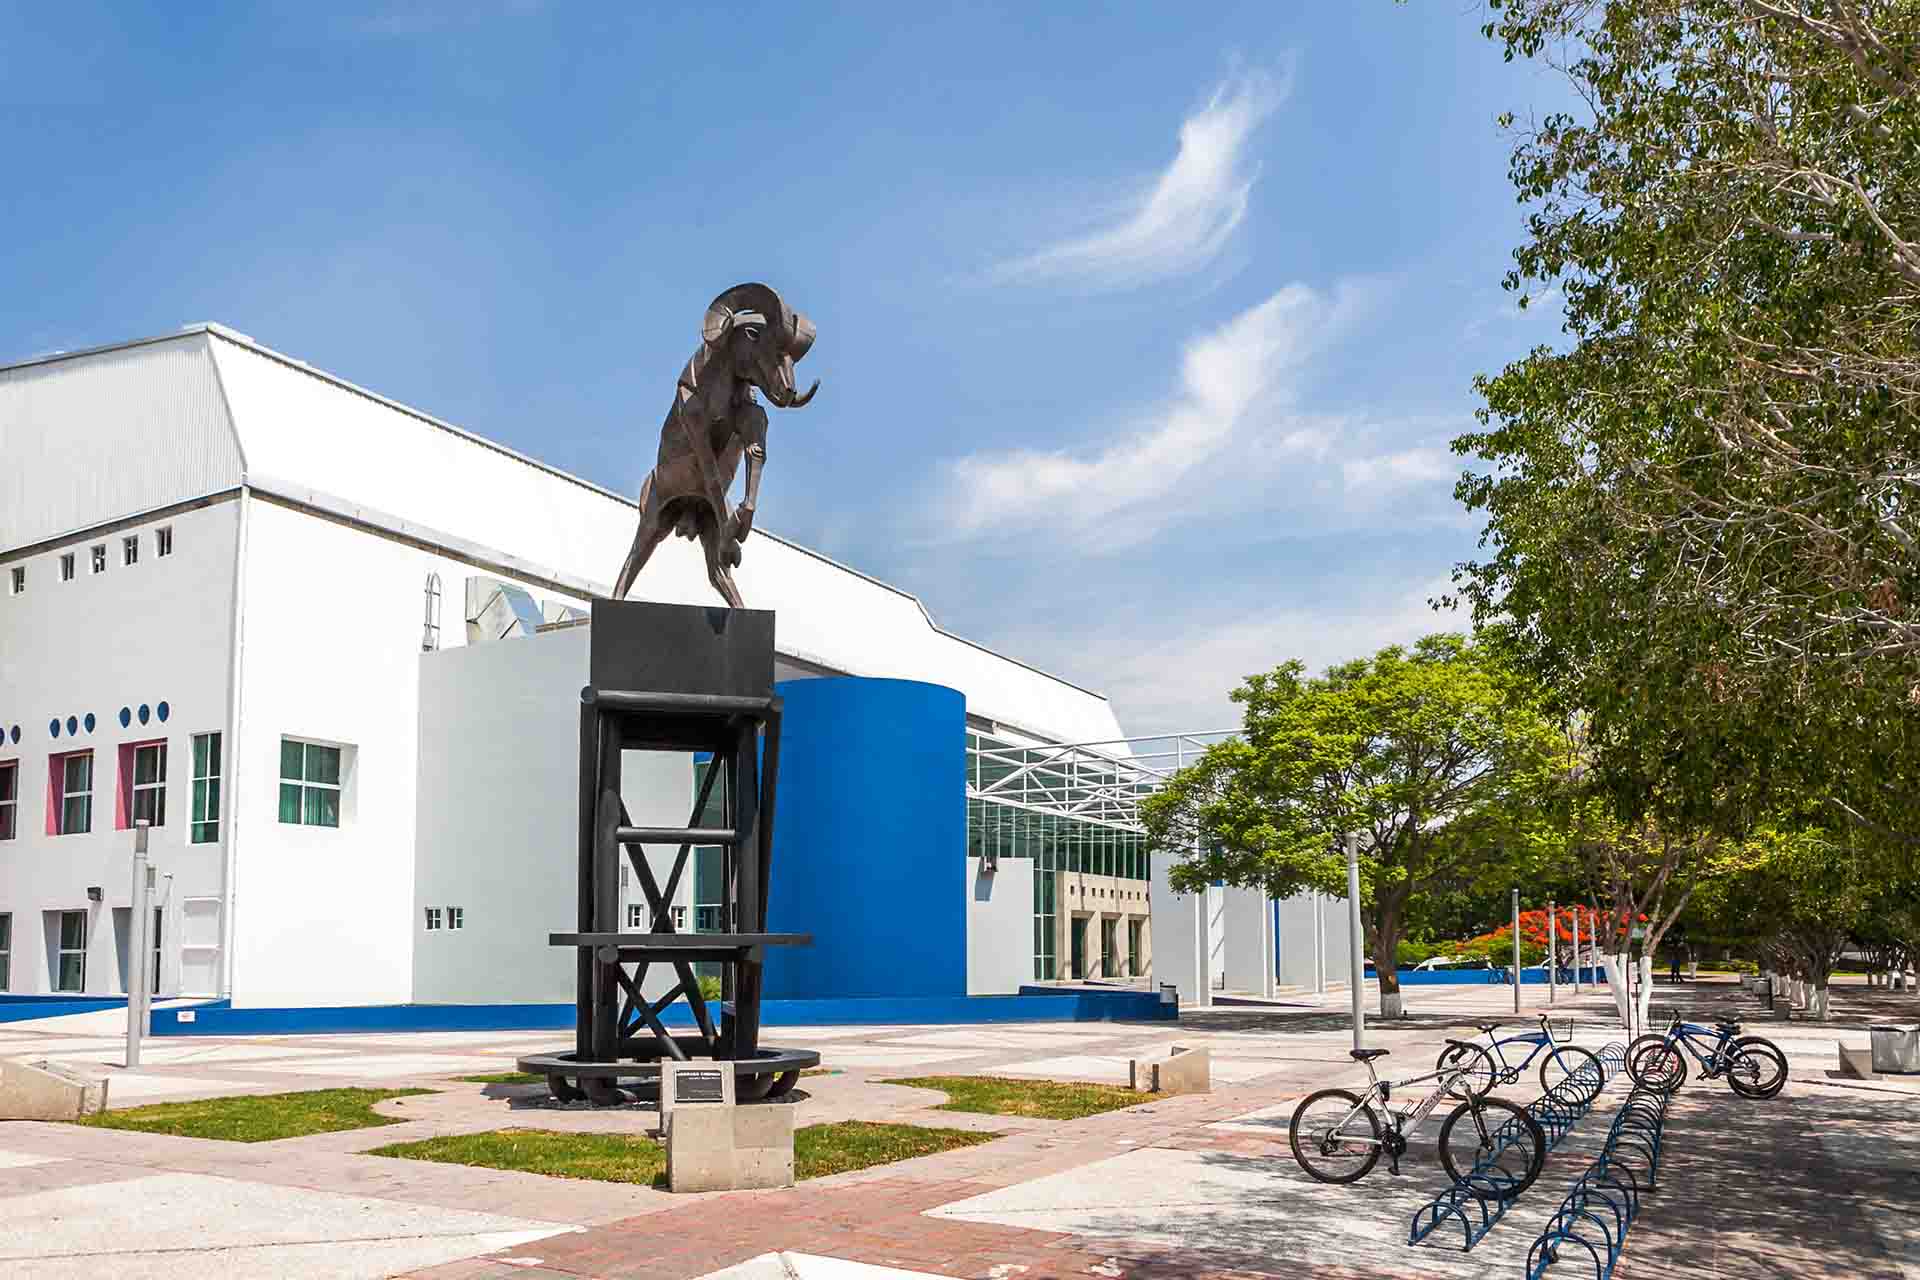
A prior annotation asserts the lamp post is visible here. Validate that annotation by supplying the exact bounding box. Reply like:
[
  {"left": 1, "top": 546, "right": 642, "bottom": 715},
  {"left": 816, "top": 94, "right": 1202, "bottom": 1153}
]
[
  {"left": 1347, "top": 833, "right": 1365, "bottom": 1049},
  {"left": 126, "top": 821, "right": 154, "bottom": 1069},
  {"left": 1512, "top": 888, "right": 1522, "bottom": 1014},
  {"left": 1548, "top": 900, "right": 1557, "bottom": 1006},
  {"left": 1572, "top": 908, "right": 1582, "bottom": 995}
]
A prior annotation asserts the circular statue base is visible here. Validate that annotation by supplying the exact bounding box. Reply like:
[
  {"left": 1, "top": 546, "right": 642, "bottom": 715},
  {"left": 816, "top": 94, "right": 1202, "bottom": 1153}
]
[{"left": 516, "top": 1043, "right": 820, "bottom": 1105}]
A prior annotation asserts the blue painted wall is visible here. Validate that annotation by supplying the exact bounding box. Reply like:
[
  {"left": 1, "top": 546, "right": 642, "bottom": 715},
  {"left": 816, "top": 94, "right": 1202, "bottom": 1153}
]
[{"left": 763, "top": 677, "right": 967, "bottom": 1000}]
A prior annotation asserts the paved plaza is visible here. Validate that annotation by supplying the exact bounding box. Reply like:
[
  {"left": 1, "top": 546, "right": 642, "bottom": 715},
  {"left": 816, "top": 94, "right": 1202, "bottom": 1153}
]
[{"left": 1, "top": 977, "right": 1914, "bottom": 1278}]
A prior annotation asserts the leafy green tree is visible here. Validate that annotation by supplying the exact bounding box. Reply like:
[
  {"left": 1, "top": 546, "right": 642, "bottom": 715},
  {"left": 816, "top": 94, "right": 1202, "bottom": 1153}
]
[
  {"left": 1711, "top": 824, "right": 1885, "bottom": 1018},
  {"left": 1140, "top": 634, "right": 1559, "bottom": 1017},
  {"left": 1453, "top": 0, "right": 1920, "bottom": 836}
]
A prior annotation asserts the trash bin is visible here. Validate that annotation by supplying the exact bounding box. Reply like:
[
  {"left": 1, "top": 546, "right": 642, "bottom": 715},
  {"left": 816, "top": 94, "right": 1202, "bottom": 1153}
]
[
  {"left": 1869, "top": 1025, "right": 1920, "bottom": 1074},
  {"left": 1158, "top": 982, "right": 1179, "bottom": 1007}
]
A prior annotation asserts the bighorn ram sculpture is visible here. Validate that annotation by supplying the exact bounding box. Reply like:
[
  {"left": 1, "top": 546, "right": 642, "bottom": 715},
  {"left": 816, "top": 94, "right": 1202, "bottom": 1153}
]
[{"left": 612, "top": 282, "right": 818, "bottom": 608}]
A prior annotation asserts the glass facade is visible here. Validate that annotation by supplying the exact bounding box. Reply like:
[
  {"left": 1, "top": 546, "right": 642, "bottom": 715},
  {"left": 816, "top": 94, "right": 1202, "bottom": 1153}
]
[{"left": 967, "top": 730, "right": 1151, "bottom": 981}]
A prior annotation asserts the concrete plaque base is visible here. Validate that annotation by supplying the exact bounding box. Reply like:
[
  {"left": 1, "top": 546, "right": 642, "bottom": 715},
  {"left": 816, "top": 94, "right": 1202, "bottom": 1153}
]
[
  {"left": 667, "top": 1103, "right": 796, "bottom": 1192},
  {"left": 0, "top": 1058, "right": 109, "bottom": 1121}
]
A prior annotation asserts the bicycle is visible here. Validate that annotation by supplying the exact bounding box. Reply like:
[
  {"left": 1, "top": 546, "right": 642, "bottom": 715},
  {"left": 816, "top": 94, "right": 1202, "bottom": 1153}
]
[
  {"left": 1625, "top": 1008, "right": 1787, "bottom": 1098},
  {"left": 1289, "top": 1042, "right": 1548, "bottom": 1196},
  {"left": 1438, "top": 1012, "right": 1604, "bottom": 1105}
]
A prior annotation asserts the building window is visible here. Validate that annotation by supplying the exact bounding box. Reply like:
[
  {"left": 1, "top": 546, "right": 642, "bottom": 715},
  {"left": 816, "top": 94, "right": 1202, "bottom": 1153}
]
[
  {"left": 0, "top": 913, "right": 10, "bottom": 990},
  {"left": 278, "top": 739, "right": 342, "bottom": 827},
  {"left": 56, "top": 910, "right": 86, "bottom": 992},
  {"left": 424, "top": 907, "right": 442, "bottom": 930},
  {"left": 122, "top": 535, "right": 139, "bottom": 567},
  {"left": 129, "top": 742, "right": 167, "bottom": 827},
  {"left": 0, "top": 761, "right": 15, "bottom": 841},
  {"left": 671, "top": 905, "right": 687, "bottom": 931},
  {"left": 447, "top": 906, "right": 463, "bottom": 930},
  {"left": 8, "top": 566, "right": 21, "bottom": 595},
  {"left": 156, "top": 527, "right": 173, "bottom": 557},
  {"left": 55, "top": 752, "right": 93, "bottom": 835},
  {"left": 90, "top": 544, "right": 107, "bottom": 574},
  {"left": 190, "top": 733, "right": 222, "bottom": 843},
  {"left": 627, "top": 903, "right": 646, "bottom": 930},
  {"left": 60, "top": 553, "right": 75, "bottom": 582},
  {"left": 422, "top": 573, "right": 442, "bottom": 652}
]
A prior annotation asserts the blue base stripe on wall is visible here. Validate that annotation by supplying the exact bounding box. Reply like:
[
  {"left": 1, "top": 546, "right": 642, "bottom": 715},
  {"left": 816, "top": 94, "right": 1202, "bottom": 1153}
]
[{"left": 150, "top": 988, "right": 1174, "bottom": 1036}]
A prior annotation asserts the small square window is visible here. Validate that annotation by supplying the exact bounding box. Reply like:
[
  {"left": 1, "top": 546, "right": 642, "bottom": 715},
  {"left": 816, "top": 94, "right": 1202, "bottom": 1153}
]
[
  {"left": 156, "top": 527, "right": 173, "bottom": 557},
  {"left": 90, "top": 544, "right": 107, "bottom": 574},
  {"left": 122, "top": 536, "right": 139, "bottom": 567},
  {"left": 627, "top": 903, "right": 646, "bottom": 930},
  {"left": 7, "top": 566, "right": 21, "bottom": 596},
  {"left": 424, "top": 907, "right": 442, "bottom": 930},
  {"left": 447, "top": 907, "right": 463, "bottom": 930},
  {"left": 60, "top": 553, "right": 75, "bottom": 582}
]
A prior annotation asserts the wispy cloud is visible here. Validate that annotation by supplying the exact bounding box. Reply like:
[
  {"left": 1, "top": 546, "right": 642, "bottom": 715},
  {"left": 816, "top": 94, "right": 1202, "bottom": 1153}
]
[
  {"left": 988, "top": 66, "right": 1289, "bottom": 291},
  {"left": 936, "top": 278, "right": 1373, "bottom": 542}
]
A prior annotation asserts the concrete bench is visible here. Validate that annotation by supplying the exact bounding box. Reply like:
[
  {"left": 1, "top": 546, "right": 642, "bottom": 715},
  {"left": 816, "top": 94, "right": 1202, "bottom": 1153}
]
[
  {"left": 0, "top": 1058, "right": 109, "bottom": 1121},
  {"left": 1130, "top": 1044, "right": 1210, "bottom": 1095}
]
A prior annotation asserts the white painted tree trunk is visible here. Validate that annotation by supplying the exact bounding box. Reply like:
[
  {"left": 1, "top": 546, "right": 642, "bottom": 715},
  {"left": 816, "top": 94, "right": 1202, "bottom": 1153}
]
[
  {"left": 1602, "top": 951, "right": 1633, "bottom": 1027},
  {"left": 1634, "top": 953, "right": 1655, "bottom": 1030},
  {"left": 1808, "top": 982, "right": 1830, "bottom": 1020},
  {"left": 1380, "top": 989, "right": 1404, "bottom": 1019}
]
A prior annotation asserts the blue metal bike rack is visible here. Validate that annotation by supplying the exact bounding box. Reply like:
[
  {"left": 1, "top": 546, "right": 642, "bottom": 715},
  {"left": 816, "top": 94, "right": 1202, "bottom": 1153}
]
[
  {"left": 1523, "top": 1081, "right": 1671, "bottom": 1279},
  {"left": 1409, "top": 1041, "right": 1626, "bottom": 1251}
]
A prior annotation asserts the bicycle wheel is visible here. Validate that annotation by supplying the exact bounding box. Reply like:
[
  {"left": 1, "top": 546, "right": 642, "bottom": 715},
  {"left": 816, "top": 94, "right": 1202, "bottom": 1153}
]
[
  {"left": 1288, "top": 1088, "right": 1383, "bottom": 1185},
  {"left": 1628, "top": 1037, "right": 1688, "bottom": 1094},
  {"left": 1435, "top": 1041, "right": 1498, "bottom": 1099},
  {"left": 1726, "top": 1036, "right": 1788, "bottom": 1099},
  {"left": 1539, "top": 1044, "right": 1603, "bottom": 1103},
  {"left": 1437, "top": 1096, "right": 1546, "bottom": 1198}
]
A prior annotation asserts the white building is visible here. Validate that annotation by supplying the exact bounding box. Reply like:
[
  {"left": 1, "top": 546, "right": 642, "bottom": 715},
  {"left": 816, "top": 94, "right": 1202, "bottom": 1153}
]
[{"left": 0, "top": 324, "right": 1161, "bottom": 1010}]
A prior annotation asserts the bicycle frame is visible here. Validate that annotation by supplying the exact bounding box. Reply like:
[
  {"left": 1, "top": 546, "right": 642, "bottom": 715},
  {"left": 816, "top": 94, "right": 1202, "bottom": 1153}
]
[
  {"left": 1649, "top": 1019, "right": 1737, "bottom": 1075},
  {"left": 1479, "top": 1014, "right": 1570, "bottom": 1082},
  {"left": 1334, "top": 1058, "right": 1477, "bottom": 1146}
]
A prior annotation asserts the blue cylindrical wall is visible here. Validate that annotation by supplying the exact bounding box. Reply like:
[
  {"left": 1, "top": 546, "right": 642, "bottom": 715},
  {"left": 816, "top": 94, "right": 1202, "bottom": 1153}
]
[{"left": 763, "top": 677, "right": 966, "bottom": 999}]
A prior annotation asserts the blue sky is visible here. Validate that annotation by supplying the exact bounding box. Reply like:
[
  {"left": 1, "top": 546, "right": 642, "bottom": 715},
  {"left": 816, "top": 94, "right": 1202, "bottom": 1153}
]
[{"left": 2, "top": 2, "right": 1565, "bottom": 734}]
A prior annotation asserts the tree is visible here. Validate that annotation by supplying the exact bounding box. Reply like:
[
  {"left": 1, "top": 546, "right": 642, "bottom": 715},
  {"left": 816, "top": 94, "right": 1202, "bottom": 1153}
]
[
  {"left": 1713, "top": 824, "right": 1880, "bottom": 1018},
  {"left": 1453, "top": 0, "right": 1920, "bottom": 837},
  {"left": 1139, "top": 634, "right": 1559, "bottom": 1017}
]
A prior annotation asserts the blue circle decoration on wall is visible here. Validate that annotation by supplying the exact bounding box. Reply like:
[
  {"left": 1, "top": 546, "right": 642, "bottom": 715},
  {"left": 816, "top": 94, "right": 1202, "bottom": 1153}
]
[
  {"left": 49, "top": 719, "right": 61, "bottom": 739},
  {"left": 157, "top": 701, "right": 170, "bottom": 723},
  {"left": 138, "top": 704, "right": 150, "bottom": 725},
  {"left": 120, "top": 708, "right": 132, "bottom": 728},
  {"left": 65, "top": 716, "right": 78, "bottom": 736},
  {"left": 83, "top": 713, "right": 95, "bottom": 733}
]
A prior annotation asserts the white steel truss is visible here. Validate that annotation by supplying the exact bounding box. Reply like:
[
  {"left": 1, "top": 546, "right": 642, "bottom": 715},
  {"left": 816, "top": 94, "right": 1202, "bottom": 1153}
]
[{"left": 967, "top": 729, "right": 1238, "bottom": 832}]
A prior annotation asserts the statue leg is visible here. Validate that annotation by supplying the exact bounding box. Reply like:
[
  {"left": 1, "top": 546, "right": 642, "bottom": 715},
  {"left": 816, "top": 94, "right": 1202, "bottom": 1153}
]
[
  {"left": 700, "top": 523, "right": 746, "bottom": 609},
  {"left": 613, "top": 481, "right": 671, "bottom": 600}
]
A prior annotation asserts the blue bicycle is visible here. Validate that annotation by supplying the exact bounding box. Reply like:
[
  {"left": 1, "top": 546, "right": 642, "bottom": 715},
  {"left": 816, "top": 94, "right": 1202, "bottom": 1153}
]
[
  {"left": 1625, "top": 1009, "right": 1787, "bottom": 1099},
  {"left": 1437, "top": 1012, "right": 1605, "bottom": 1104}
]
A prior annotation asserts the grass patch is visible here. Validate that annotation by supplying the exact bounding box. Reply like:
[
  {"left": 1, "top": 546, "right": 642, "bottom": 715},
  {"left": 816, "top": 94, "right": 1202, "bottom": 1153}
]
[
  {"left": 80, "top": 1087, "right": 432, "bottom": 1142},
  {"left": 455, "top": 1072, "right": 546, "bottom": 1085},
  {"left": 883, "top": 1075, "right": 1160, "bottom": 1120},
  {"left": 368, "top": 1120, "right": 994, "bottom": 1184}
]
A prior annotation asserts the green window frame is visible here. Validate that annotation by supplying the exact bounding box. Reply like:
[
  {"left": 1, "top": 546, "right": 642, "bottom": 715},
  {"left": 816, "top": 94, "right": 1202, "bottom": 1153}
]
[
  {"left": 57, "top": 752, "right": 93, "bottom": 835},
  {"left": 0, "top": 912, "right": 11, "bottom": 990},
  {"left": 191, "top": 733, "right": 222, "bottom": 844},
  {"left": 0, "top": 760, "right": 16, "bottom": 841},
  {"left": 131, "top": 742, "right": 167, "bottom": 828},
  {"left": 278, "top": 739, "right": 342, "bottom": 828},
  {"left": 56, "top": 910, "right": 86, "bottom": 992}
]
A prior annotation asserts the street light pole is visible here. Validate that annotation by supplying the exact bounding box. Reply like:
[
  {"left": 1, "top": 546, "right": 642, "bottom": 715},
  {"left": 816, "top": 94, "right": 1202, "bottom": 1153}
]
[
  {"left": 1572, "top": 908, "right": 1582, "bottom": 995},
  {"left": 126, "top": 820, "right": 154, "bottom": 1069},
  {"left": 1548, "top": 900, "right": 1557, "bottom": 1006},
  {"left": 1512, "top": 887, "right": 1522, "bottom": 1015},
  {"left": 1347, "top": 833, "right": 1365, "bottom": 1050}
]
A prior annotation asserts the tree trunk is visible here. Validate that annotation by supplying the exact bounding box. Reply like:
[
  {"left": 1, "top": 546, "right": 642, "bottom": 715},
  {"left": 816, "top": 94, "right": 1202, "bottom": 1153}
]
[
  {"left": 1633, "top": 952, "right": 1655, "bottom": 1031},
  {"left": 1602, "top": 951, "right": 1633, "bottom": 1027},
  {"left": 1374, "top": 896, "right": 1406, "bottom": 1020}
]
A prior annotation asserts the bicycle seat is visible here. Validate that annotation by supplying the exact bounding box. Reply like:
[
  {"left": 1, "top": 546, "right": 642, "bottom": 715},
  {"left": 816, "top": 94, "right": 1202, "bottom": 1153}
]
[
  {"left": 1476, "top": 1021, "right": 1501, "bottom": 1033},
  {"left": 1350, "top": 1048, "right": 1390, "bottom": 1062}
]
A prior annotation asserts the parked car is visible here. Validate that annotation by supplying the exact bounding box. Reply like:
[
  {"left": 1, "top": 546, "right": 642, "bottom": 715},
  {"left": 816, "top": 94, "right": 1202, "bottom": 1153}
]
[{"left": 1412, "top": 955, "right": 1492, "bottom": 971}]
